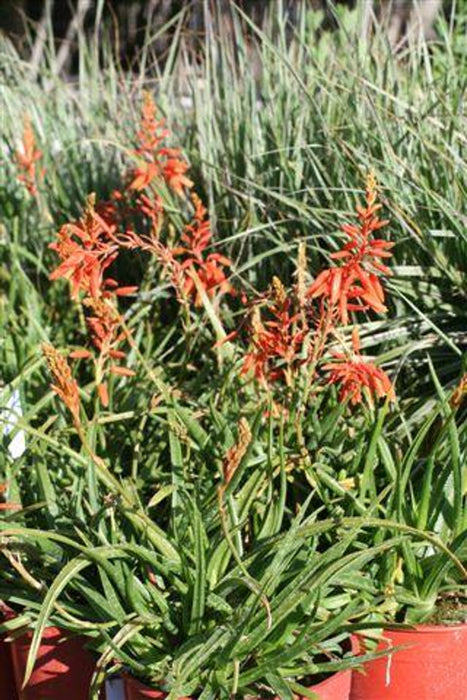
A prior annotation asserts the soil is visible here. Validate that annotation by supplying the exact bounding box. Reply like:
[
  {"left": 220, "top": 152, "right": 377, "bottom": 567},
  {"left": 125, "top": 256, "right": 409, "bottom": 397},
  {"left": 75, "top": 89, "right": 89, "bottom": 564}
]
[{"left": 424, "top": 593, "right": 467, "bottom": 625}]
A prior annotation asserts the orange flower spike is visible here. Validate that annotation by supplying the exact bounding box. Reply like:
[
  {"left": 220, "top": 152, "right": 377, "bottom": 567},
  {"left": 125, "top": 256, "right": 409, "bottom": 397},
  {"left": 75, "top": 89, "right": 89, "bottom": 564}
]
[
  {"left": 308, "top": 173, "right": 393, "bottom": 322},
  {"left": 49, "top": 195, "right": 118, "bottom": 300},
  {"left": 81, "top": 296, "right": 135, "bottom": 403},
  {"left": 135, "top": 91, "right": 169, "bottom": 157},
  {"left": 15, "top": 116, "right": 44, "bottom": 196},
  {"left": 42, "top": 344, "right": 81, "bottom": 427},
  {"left": 131, "top": 93, "right": 192, "bottom": 196},
  {"left": 174, "top": 194, "right": 233, "bottom": 305},
  {"left": 223, "top": 418, "right": 252, "bottom": 486}
]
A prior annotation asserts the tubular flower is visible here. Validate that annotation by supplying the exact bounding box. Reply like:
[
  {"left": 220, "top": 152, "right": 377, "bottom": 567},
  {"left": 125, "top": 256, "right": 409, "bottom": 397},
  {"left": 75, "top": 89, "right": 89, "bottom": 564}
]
[
  {"left": 135, "top": 91, "right": 170, "bottom": 157},
  {"left": 42, "top": 344, "right": 81, "bottom": 426},
  {"left": 158, "top": 148, "right": 193, "bottom": 196},
  {"left": 323, "top": 328, "right": 395, "bottom": 407},
  {"left": 223, "top": 418, "right": 252, "bottom": 486},
  {"left": 15, "top": 116, "right": 44, "bottom": 196},
  {"left": 174, "top": 194, "right": 233, "bottom": 306},
  {"left": 82, "top": 296, "right": 134, "bottom": 407},
  {"left": 49, "top": 195, "right": 119, "bottom": 300},
  {"left": 308, "top": 173, "right": 393, "bottom": 323},
  {"left": 241, "top": 278, "right": 307, "bottom": 385},
  {"left": 129, "top": 93, "right": 193, "bottom": 196}
]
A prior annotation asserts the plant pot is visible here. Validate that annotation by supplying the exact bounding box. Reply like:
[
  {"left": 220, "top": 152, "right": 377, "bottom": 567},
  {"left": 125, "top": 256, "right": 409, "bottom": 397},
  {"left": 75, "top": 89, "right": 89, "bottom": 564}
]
[
  {"left": 295, "top": 666, "right": 353, "bottom": 700},
  {"left": 123, "top": 663, "right": 353, "bottom": 700},
  {"left": 123, "top": 675, "right": 191, "bottom": 699},
  {"left": 0, "top": 602, "right": 18, "bottom": 700},
  {"left": 0, "top": 634, "right": 18, "bottom": 700},
  {"left": 279, "top": 635, "right": 357, "bottom": 700},
  {"left": 350, "top": 623, "right": 467, "bottom": 700},
  {"left": 10, "top": 625, "right": 96, "bottom": 700}
]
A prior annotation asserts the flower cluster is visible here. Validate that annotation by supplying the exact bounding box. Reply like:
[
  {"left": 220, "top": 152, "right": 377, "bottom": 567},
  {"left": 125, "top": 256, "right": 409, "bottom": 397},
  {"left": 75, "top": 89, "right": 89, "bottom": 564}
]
[
  {"left": 323, "top": 328, "right": 395, "bottom": 407},
  {"left": 47, "top": 94, "right": 233, "bottom": 408},
  {"left": 241, "top": 277, "right": 307, "bottom": 386},
  {"left": 39, "top": 91, "right": 393, "bottom": 413},
  {"left": 49, "top": 196, "right": 135, "bottom": 405},
  {"left": 173, "top": 194, "right": 233, "bottom": 306},
  {"left": 308, "top": 173, "right": 393, "bottom": 324},
  {"left": 124, "top": 95, "right": 231, "bottom": 306},
  {"left": 15, "top": 116, "right": 44, "bottom": 197},
  {"left": 129, "top": 91, "right": 193, "bottom": 196},
  {"left": 239, "top": 175, "right": 395, "bottom": 408},
  {"left": 49, "top": 195, "right": 119, "bottom": 299}
]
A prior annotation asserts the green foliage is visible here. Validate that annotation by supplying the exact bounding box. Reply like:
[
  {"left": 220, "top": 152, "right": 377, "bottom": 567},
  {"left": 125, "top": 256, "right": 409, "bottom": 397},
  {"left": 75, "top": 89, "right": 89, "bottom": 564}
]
[{"left": 0, "top": 2, "right": 466, "bottom": 696}]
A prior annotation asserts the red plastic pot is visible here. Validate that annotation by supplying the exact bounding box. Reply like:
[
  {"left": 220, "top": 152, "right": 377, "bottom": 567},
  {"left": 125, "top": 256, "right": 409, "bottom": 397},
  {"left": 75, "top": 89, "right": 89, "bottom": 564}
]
[
  {"left": 10, "top": 625, "right": 96, "bottom": 700},
  {"left": 124, "top": 671, "right": 352, "bottom": 700},
  {"left": 351, "top": 623, "right": 467, "bottom": 700},
  {"left": 123, "top": 675, "right": 190, "bottom": 699},
  {"left": 292, "top": 666, "right": 353, "bottom": 700},
  {"left": 275, "top": 635, "right": 357, "bottom": 700},
  {"left": 124, "top": 656, "right": 354, "bottom": 700},
  {"left": 0, "top": 602, "right": 18, "bottom": 700}
]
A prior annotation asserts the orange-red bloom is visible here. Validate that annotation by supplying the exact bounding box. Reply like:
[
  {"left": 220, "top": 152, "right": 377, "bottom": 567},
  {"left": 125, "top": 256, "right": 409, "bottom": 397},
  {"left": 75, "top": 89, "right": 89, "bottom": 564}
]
[
  {"left": 174, "top": 194, "right": 233, "bottom": 306},
  {"left": 308, "top": 173, "right": 393, "bottom": 324},
  {"left": 135, "top": 91, "right": 170, "bottom": 158},
  {"left": 15, "top": 116, "right": 44, "bottom": 196},
  {"left": 49, "top": 196, "right": 119, "bottom": 300},
  {"left": 129, "top": 93, "right": 193, "bottom": 196},
  {"left": 323, "top": 328, "right": 394, "bottom": 407},
  {"left": 241, "top": 278, "right": 307, "bottom": 385},
  {"left": 49, "top": 196, "right": 138, "bottom": 405}
]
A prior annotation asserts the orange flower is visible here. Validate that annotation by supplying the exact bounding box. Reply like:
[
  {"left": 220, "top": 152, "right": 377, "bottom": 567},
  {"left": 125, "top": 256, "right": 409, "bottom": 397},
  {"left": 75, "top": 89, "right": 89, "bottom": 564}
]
[
  {"left": 129, "top": 93, "right": 192, "bottom": 196},
  {"left": 323, "top": 328, "right": 395, "bottom": 407},
  {"left": 128, "top": 162, "right": 159, "bottom": 192},
  {"left": 308, "top": 173, "right": 393, "bottom": 323},
  {"left": 173, "top": 194, "right": 233, "bottom": 305},
  {"left": 15, "top": 116, "right": 44, "bottom": 196},
  {"left": 184, "top": 259, "right": 233, "bottom": 307},
  {"left": 159, "top": 148, "right": 193, "bottom": 195},
  {"left": 42, "top": 344, "right": 81, "bottom": 426},
  {"left": 135, "top": 91, "right": 169, "bottom": 158},
  {"left": 49, "top": 195, "right": 118, "bottom": 300},
  {"left": 49, "top": 195, "right": 139, "bottom": 406},
  {"left": 241, "top": 278, "right": 307, "bottom": 385}
]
